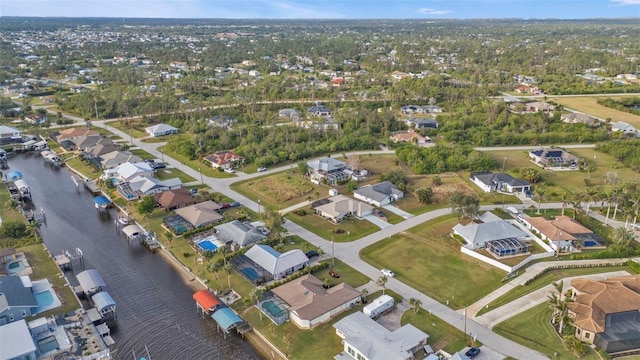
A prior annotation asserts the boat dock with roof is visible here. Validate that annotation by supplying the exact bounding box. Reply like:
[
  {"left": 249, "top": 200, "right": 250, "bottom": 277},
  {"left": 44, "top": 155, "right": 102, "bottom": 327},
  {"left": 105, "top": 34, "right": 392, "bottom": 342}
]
[
  {"left": 193, "top": 290, "right": 252, "bottom": 339},
  {"left": 121, "top": 224, "right": 161, "bottom": 252}
]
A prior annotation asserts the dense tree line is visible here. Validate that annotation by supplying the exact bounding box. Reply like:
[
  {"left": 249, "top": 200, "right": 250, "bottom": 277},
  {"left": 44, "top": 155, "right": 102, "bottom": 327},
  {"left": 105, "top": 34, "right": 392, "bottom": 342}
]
[
  {"left": 597, "top": 141, "right": 640, "bottom": 172},
  {"left": 597, "top": 97, "right": 640, "bottom": 116},
  {"left": 396, "top": 145, "right": 496, "bottom": 174}
]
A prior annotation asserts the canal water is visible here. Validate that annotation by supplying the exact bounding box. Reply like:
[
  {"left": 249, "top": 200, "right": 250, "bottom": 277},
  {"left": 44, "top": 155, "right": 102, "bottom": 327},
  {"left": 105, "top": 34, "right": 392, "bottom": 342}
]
[{"left": 13, "top": 154, "right": 261, "bottom": 360}]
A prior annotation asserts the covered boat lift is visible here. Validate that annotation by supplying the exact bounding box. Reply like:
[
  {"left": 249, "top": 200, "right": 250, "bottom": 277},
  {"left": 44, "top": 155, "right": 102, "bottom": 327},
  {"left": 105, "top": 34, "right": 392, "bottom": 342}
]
[
  {"left": 93, "top": 195, "right": 112, "bottom": 211},
  {"left": 92, "top": 291, "right": 116, "bottom": 319},
  {"left": 14, "top": 179, "right": 31, "bottom": 200},
  {"left": 193, "top": 290, "right": 222, "bottom": 317},
  {"left": 211, "top": 307, "right": 249, "bottom": 338},
  {"left": 76, "top": 269, "right": 107, "bottom": 296},
  {"left": 122, "top": 224, "right": 143, "bottom": 243}
]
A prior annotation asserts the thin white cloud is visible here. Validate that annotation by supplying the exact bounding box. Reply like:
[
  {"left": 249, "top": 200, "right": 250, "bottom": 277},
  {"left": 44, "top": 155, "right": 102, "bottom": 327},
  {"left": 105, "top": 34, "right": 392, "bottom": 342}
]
[
  {"left": 610, "top": 0, "right": 640, "bottom": 4},
  {"left": 416, "top": 7, "right": 451, "bottom": 15}
]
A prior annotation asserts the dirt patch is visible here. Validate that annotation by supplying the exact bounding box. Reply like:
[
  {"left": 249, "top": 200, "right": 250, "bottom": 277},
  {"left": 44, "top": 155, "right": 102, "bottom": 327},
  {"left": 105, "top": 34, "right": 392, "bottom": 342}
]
[
  {"left": 432, "top": 183, "right": 475, "bottom": 203},
  {"left": 432, "top": 340, "right": 449, "bottom": 351}
]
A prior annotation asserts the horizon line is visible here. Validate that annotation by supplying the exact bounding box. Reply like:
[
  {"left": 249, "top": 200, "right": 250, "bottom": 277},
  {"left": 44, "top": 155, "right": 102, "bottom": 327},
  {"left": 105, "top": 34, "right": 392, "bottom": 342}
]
[{"left": 1, "top": 16, "right": 639, "bottom": 20}]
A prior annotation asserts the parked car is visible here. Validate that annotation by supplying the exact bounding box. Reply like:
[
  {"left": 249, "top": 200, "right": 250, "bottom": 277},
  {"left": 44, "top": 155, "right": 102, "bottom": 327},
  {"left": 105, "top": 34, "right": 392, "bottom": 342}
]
[
  {"left": 224, "top": 168, "right": 236, "bottom": 173},
  {"left": 376, "top": 210, "right": 384, "bottom": 217},
  {"left": 465, "top": 347, "right": 480, "bottom": 359},
  {"left": 151, "top": 162, "right": 166, "bottom": 169},
  {"left": 257, "top": 167, "right": 267, "bottom": 172},
  {"left": 189, "top": 188, "right": 198, "bottom": 195},
  {"left": 306, "top": 250, "right": 318, "bottom": 258},
  {"left": 525, "top": 189, "right": 532, "bottom": 198},
  {"left": 144, "top": 159, "right": 155, "bottom": 163},
  {"left": 220, "top": 203, "right": 232, "bottom": 209},
  {"left": 230, "top": 201, "right": 241, "bottom": 207},
  {"left": 381, "top": 269, "right": 395, "bottom": 277}
]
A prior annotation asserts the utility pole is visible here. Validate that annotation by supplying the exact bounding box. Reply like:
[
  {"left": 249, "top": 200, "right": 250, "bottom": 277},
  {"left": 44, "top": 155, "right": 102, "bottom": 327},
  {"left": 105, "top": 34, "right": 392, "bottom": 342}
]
[
  {"left": 502, "top": 156, "right": 507, "bottom": 173},
  {"left": 198, "top": 167, "right": 204, "bottom": 185},
  {"left": 331, "top": 237, "right": 335, "bottom": 266}
]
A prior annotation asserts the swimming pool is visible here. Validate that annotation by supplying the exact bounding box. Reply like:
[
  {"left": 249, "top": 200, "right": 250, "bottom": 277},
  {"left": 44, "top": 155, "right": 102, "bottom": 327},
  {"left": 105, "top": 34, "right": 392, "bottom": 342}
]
[
  {"left": 38, "top": 335, "right": 59, "bottom": 353},
  {"left": 583, "top": 240, "right": 598, "bottom": 247},
  {"left": 5, "top": 260, "right": 26, "bottom": 275},
  {"left": 263, "top": 301, "right": 284, "bottom": 317},
  {"left": 241, "top": 267, "right": 260, "bottom": 281},
  {"left": 197, "top": 240, "right": 218, "bottom": 252},
  {"left": 34, "top": 288, "right": 62, "bottom": 314}
]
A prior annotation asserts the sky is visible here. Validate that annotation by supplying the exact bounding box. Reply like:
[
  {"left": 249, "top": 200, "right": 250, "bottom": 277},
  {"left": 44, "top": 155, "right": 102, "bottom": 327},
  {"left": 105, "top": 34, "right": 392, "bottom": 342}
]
[{"left": 1, "top": 0, "right": 639, "bottom": 19}]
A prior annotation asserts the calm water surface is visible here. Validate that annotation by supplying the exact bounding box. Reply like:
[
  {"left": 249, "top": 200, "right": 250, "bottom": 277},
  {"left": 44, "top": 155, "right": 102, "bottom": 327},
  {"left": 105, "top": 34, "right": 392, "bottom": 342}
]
[{"left": 14, "top": 154, "right": 261, "bottom": 360}]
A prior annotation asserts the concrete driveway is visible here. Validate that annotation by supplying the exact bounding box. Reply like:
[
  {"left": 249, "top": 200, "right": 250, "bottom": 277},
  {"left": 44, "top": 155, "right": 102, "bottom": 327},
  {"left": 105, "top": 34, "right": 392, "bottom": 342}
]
[
  {"left": 363, "top": 214, "right": 392, "bottom": 229},
  {"left": 382, "top": 204, "right": 414, "bottom": 219}
]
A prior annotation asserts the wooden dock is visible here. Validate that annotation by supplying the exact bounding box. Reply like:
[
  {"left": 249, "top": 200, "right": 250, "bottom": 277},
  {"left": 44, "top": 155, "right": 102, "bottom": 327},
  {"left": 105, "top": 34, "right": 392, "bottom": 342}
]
[
  {"left": 142, "top": 235, "right": 161, "bottom": 252},
  {"left": 83, "top": 179, "right": 102, "bottom": 195}
]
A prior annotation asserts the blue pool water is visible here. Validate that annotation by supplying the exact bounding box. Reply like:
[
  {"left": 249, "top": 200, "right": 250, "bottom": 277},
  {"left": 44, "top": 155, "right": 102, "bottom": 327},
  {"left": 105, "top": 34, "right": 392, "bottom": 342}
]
[
  {"left": 584, "top": 240, "right": 598, "bottom": 247},
  {"left": 38, "top": 336, "right": 59, "bottom": 353},
  {"left": 6, "top": 260, "right": 25, "bottom": 275},
  {"left": 35, "top": 290, "right": 54, "bottom": 307},
  {"left": 241, "top": 268, "right": 260, "bottom": 281},
  {"left": 197, "top": 240, "right": 217, "bottom": 252}
]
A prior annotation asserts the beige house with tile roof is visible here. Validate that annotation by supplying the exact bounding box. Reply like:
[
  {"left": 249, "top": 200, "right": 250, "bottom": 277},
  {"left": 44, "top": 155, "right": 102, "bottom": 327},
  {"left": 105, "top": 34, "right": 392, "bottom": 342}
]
[
  {"left": 568, "top": 275, "right": 640, "bottom": 353},
  {"left": 313, "top": 195, "right": 373, "bottom": 223},
  {"left": 271, "top": 274, "right": 360, "bottom": 329}
]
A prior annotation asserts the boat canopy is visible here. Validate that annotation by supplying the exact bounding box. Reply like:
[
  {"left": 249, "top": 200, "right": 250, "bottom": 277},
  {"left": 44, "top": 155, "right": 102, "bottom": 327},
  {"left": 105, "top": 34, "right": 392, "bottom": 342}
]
[
  {"left": 33, "top": 140, "right": 47, "bottom": 148},
  {"left": 14, "top": 179, "right": 29, "bottom": 190},
  {"left": 211, "top": 307, "right": 243, "bottom": 331},
  {"left": 7, "top": 171, "right": 23, "bottom": 180},
  {"left": 122, "top": 224, "right": 143, "bottom": 238},
  {"left": 92, "top": 291, "right": 116, "bottom": 313},
  {"left": 93, "top": 196, "right": 111, "bottom": 207},
  {"left": 77, "top": 269, "right": 106, "bottom": 294},
  {"left": 193, "top": 290, "right": 222, "bottom": 312}
]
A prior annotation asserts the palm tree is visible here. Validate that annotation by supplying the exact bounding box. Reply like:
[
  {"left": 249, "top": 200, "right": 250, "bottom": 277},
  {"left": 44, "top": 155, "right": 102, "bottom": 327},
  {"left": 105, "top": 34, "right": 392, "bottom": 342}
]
[
  {"left": 26, "top": 221, "right": 42, "bottom": 243},
  {"left": 376, "top": 275, "right": 388, "bottom": 295},
  {"left": 560, "top": 191, "right": 571, "bottom": 216},
  {"left": 612, "top": 226, "right": 635, "bottom": 252},
  {"left": 208, "top": 262, "right": 224, "bottom": 288},
  {"left": 532, "top": 189, "right": 545, "bottom": 214},
  {"left": 223, "top": 263, "right": 233, "bottom": 290},
  {"left": 547, "top": 280, "right": 573, "bottom": 334},
  {"left": 360, "top": 288, "right": 369, "bottom": 303},
  {"left": 409, "top": 298, "right": 422, "bottom": 314},
  {"left": 250, "top": 287, "right": 265, "bottom": 321}
]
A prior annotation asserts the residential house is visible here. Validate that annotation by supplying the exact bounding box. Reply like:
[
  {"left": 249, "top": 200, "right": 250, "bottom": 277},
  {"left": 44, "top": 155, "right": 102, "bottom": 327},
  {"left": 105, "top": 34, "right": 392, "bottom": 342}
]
[
  {"left": 55, "top": 128, "right": 100, "bottom": 144},
  {"left": 470, "top": 171, "right": 531, "bottom": 193},
  {"left": 453, "top": 212, "right": 529, "bottom": 255},
  {"left": 145, "top": 123, "right": 179, "bottom": 137},
  {"left": 0, "top": 126, "right": 21, "bottom": 143},
  {"left": 612, "top": 121, "right": 639, "bottom": 136},
  {"left": 203, "top": 150, "right": 244, "bottom": 170},
  {"left": 84, "top": 143, "right": 120, "bottom": 158},
  {"left": 0, "top": 276, "right": 37, "bottom": 325},
  {"left": 24, "top": 113, "right": 47, "bottom": 125},
  {"left": 214, "top": 220, "right": 266, "bottom": 249},
  {"left": 244, "top": 245, "right": 308, "bottom": 280},
  {"left": 207, "top": 115, "right": 234, "bottom": 129},
  {"left": 100, "top": 151, "right": 144, "bottom": 170},
  {"left": 269, "top": 274, "right": 360, "bottom": 329},
  {"left": 522, "top": 215, "right": 605, "bottom": 253},
  {"left": 307, "top": 157, "right": 349, "bottom": 185},
  {"left": 0, "top": 320, "right": 37, "bottom": 360},
  {"left": 334, "top": 311, "right": 429, "bottom": 360},
  {"left": 389, "top": 130, "right": 434, "bottom": 147},
  {"left": 103, "top": 161, "right": 154, "bottom": 182},
  {"left": 400, "top": 105, "right": 442, "bottom": 115},
  {"left": 3, "top": 84, "right": 33, "bottom": 95},
  {"left": 154, "top": 188, "right": 195, "bottom": 211},
  {"left": 307, "top": 104, "right": 332, "bottom": 117},
  {"left": 405, "top": 118, "right": 439, "bottom": 129},
  {"left": 313, "top": 195, "right": 373, "bottom": 223},
  {"left": 72, "top": 135, "right": 111, "bottom": 151},
  {"left": 126, "top": 175, "right": 182, "bottom": 197},
  {"left": 278, "top": 108, "right": 300, "bottom": 119},
  {"left": 353, "top": 181, "right": 404, "bottom": 207},
  {"left": 174, "top": 201, "right": 223, "bottom": 228},
  {"left": 568, "top": 274, "right": 640, "bottom": 353},
  {"left": 529, "top": 148, "right": 579, "bottom": 168},
  {"left": 524, "top": 101, "right": 556, "bottom": 113},
  {"left": 561, "top": 113, "right": 600, "bottom": 127}
]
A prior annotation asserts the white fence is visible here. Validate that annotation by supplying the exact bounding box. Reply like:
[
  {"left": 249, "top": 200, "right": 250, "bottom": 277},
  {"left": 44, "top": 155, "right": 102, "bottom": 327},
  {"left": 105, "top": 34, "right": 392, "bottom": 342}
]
[{"left": 461, "top": 247, "right": 555, "bottom": 274}]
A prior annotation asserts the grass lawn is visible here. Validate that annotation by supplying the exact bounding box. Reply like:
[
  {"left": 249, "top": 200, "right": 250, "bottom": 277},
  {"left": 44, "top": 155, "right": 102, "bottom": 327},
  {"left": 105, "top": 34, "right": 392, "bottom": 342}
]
[
  {"left": 22, "top": 244, "right": 80, "bottom": 319},
  {"left": 63, "top": 156, "right": 101, "bottom": 179},
  {"left": 162, "top": 147, "right": 236, "bottom": 179},
  {"left": 493, "top": 303, "right": 602, "bottom": 360},
  {"left": 232, "top": 171, "right": 327, "bottom": 210},
  {"left": 554, "top": 96, "right": 640, "bottom": 127},
  {"left": 361, "top": 214, "right": 506, "bottom": 309},
  {"left": 313, "top": 259, "right": 371, "bottom": 288},
  {"left": 477, "top": 265, "right": 635, "bottom": 316},
  {"left": 402, "top": 309, "right": 469, "bottom": 354},
  {"left": 286, "top": 212, "right": 379, "bottom": 242},
  {"left": 107, "top": 120, "right": 149, "bottom": 139},
  {"left": 154, "top": 167, "right": 196, "bottom": 183},
  {"left": 483, "top": 148, "right": 636, "bottom": 196}
]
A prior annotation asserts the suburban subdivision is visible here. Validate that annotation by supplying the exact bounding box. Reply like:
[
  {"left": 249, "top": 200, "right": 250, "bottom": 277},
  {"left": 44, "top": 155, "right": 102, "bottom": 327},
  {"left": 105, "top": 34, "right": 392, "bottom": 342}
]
[{"left": 1, "top": 15, "right": 640, "bottom": 360}]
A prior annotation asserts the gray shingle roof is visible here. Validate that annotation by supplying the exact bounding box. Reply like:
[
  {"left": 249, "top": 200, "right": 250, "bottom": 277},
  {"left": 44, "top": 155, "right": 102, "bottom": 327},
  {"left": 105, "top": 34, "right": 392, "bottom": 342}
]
[{"left": 0, "top": 276, "right": 37, "bottom": 308}]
